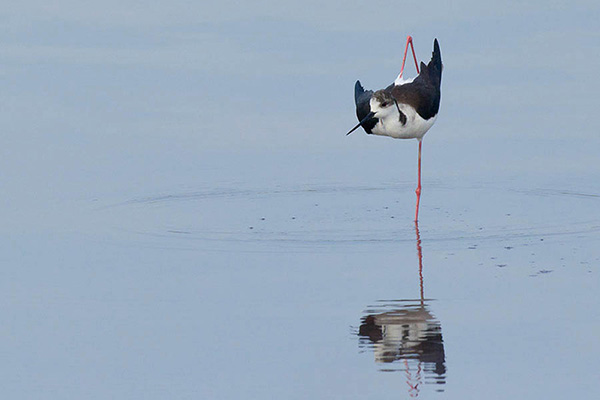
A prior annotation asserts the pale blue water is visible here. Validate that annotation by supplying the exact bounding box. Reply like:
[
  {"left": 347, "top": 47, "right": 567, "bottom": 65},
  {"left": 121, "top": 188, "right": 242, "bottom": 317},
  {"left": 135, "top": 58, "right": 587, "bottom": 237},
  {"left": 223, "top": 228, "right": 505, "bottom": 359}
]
[
  {"left": 3, "top": 151, "right": 598, "bottom": 399},
  {"left": 2, "top": 1, "right": 600, "bottom": 399}
]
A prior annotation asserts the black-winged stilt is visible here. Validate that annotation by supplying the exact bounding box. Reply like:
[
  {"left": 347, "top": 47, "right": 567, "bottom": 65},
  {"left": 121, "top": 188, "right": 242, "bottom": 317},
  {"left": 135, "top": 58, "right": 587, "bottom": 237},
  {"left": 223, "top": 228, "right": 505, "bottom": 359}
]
[{"left": 346, "top": 37, "right": 443, "bottom": 222}]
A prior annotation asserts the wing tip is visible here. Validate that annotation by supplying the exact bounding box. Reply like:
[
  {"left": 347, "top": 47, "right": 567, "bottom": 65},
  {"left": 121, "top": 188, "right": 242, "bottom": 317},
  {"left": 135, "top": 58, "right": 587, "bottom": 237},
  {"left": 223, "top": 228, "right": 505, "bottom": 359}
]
[
  {"left": 354, "top": 80, "right": 365, "bottom": 102},
  {"left": 430, "top": 38, "right": 442, "bottom": 75},
  {"left": 432, "top": 38, "right": 441, "bottom": 60}
]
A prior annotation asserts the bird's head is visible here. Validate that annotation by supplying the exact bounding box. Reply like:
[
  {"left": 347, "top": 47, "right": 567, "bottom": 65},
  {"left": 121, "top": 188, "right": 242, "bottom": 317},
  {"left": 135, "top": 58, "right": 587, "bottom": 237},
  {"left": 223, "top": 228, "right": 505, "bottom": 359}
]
[
  {"left": 370, "top": 90, "right": 397, "bottom": 119},
  {"left": 346, "top": 90, "right": 397, "bottom": 136}
]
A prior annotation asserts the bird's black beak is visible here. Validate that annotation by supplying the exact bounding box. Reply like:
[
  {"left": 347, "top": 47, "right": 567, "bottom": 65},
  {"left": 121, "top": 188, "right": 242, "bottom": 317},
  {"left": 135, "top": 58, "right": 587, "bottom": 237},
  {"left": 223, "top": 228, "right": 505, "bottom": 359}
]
[{"left": 346, "top": 112, "right": 375, "bottom": 135}]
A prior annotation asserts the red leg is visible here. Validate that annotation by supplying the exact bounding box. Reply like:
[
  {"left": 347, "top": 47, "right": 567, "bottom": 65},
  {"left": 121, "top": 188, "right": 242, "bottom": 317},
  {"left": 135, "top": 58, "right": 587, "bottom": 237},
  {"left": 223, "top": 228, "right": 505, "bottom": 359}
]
[
  {"left": 399, "top": 35, "right": 421, "bottom": 79},
  {"left": 415, "top": 139, "right": 422, "bottom": 222}
]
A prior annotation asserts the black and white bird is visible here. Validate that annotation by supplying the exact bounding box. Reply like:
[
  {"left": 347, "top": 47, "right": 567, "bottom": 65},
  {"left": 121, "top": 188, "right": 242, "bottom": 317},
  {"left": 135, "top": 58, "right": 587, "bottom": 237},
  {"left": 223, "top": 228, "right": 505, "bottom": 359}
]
[{"left": 346, "top": 37, "right": 442, "bottom": 222}]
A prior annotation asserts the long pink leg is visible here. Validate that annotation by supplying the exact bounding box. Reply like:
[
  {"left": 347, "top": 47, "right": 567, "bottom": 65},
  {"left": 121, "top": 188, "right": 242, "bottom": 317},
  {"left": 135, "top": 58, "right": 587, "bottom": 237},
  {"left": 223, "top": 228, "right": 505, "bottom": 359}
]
[
  {"left": 400, "top": 35, "right": 423, "bottom": 222},
  {"left": 399, "top": 35, "right": 420, "bottom": 79},
  {"left": 415, "top": 139, "right": 422, "bottom": 222}
]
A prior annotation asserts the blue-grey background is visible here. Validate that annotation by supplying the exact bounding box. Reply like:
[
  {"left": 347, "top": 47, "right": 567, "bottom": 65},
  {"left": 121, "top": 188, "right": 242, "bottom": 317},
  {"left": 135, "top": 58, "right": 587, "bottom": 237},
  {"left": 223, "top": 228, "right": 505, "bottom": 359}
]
[{"left": 2, "top": 1, "right": 599, "bottom": 399}]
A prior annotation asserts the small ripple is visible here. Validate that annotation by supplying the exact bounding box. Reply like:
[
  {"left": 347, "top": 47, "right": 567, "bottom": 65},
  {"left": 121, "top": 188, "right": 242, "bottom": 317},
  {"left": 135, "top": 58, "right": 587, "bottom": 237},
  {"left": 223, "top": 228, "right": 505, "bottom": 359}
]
[{"left": 99, "top": 183, "right": 600, "bottom": 251}]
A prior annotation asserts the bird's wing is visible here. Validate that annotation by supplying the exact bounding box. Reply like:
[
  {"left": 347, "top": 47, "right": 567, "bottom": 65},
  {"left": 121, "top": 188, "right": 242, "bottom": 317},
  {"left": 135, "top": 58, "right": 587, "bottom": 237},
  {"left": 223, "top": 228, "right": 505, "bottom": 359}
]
[
  {"left": 387, "top": 39, "right": 442, "bottom": 120},
  {"left": 414, "top": 38, "right": 442, "bottom": 89},
  {"left": 354, "top": 80, "right": 373, "bottom": 121},
  {"left": 353, "top": 80, "right": 377, "bottom": 132}
]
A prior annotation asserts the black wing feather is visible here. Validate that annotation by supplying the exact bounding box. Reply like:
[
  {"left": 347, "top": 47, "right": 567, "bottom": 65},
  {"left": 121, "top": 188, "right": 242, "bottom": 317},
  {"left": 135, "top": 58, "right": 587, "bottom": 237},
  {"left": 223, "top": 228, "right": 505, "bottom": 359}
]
[
  {"left": 388, "top": 38, "right": 443, "bottom": 120},
  {"left": 354, "top": 80, "right": 377, "bottom": 133}
]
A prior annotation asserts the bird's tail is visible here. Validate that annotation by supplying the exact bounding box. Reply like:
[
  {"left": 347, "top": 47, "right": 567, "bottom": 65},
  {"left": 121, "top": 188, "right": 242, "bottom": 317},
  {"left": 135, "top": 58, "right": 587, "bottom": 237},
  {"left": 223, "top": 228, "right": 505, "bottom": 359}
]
[{"left": 419, "top": 38, "right": 442, "bottom": 87}]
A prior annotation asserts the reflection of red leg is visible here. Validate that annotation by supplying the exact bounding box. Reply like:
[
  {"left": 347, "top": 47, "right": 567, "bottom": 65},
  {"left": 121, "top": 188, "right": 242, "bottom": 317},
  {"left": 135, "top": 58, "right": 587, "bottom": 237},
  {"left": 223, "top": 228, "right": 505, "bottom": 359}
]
[
  {"left": 415, "top": 139, "right": 422, "bottom": 222},
  {"left": 399, "top": 35, "right": 421, "bottom": 79},
  {"left": 404, "top": 358, "right": 422, "bottom": 398},
  {"left": 415, "top": 221, "right": 424, "bottom": 304}
]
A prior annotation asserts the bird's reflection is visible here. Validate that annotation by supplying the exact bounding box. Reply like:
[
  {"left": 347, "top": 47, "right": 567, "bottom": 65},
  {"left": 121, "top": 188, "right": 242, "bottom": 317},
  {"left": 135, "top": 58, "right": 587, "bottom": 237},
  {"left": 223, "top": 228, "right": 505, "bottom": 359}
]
[{"left": 358, "top": 222, "right": 446, "bottom": 396}]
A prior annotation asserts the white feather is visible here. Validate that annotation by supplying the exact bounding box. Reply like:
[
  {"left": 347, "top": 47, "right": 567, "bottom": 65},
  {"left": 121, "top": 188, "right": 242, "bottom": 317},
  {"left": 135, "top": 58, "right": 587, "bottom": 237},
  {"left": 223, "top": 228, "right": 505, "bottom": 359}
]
[
  {"left": 369, "top": 97, "right": 436, "bottom": 140},
  {"left": 393, "top": 75, "right": 416, "bottom": 86}
]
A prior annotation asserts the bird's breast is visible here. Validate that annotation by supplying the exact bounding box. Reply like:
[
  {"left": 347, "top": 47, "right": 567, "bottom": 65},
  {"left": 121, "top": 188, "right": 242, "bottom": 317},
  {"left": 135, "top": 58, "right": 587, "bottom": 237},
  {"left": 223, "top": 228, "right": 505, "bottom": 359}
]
[{"left": 371, "top": 105, "right": 437, "bottom": 139}]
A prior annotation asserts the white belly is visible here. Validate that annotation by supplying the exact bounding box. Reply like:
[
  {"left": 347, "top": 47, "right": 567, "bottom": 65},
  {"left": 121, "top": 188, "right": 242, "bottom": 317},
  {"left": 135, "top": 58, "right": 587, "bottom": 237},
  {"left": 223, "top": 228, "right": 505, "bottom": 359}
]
[{"left": 371, "top": 105, "right": 436, "bottom": 139}]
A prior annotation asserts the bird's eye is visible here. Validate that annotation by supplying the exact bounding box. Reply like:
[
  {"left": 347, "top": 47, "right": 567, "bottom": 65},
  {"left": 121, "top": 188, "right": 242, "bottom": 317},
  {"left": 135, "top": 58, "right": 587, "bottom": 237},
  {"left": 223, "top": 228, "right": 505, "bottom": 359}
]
[{"left": 381, "top": 102, "right": 388, "bottom": 107}]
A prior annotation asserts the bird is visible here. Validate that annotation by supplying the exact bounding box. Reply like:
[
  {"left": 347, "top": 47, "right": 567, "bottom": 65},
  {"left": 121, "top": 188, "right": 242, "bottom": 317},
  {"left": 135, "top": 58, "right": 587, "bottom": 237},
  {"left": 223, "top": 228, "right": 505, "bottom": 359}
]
[{"left": 346, "top": 37, "right": 442, "bottom": 222}]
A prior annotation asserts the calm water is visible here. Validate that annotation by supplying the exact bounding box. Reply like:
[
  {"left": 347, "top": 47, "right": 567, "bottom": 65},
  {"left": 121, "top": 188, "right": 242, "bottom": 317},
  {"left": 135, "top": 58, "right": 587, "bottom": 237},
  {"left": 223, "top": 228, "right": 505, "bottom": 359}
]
[
  {"left": 3, "top": 151, "right": 598, "bottom": 399},
  {"left": 3, "top": 1, "right": 600, "bottom": 398}
]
